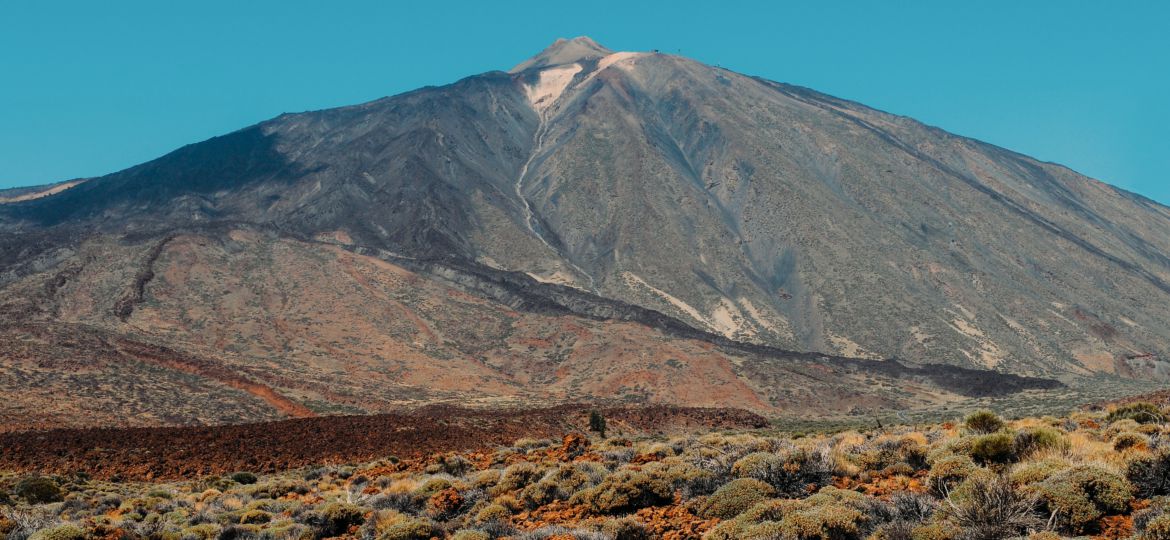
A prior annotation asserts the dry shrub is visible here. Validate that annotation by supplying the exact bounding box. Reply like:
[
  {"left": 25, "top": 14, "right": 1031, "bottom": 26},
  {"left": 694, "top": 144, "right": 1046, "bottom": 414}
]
[
  {"left": 943, "top": 474, "right": 1040, "bottom": 540},
  {"left": 964, "top": 411, "right": 1006, "bottom": 435},
  {"left": 1135, "top": 499, "right": 1170, "bottom": 540},
  {"left": 426, "top": 454, "right": 473, "bottom": 477},
  {"left": 469, "top": 469, "right": 501, "bottom": 491},
  {"left": 492, "top": 463, "right": 544, "bottom": 495},
  {"left": 474, "top": 503, "right": 511, "bottom": 524},
  {"left": 705, "top": 486, "right": 877, "bottom": 540},
  {"left": 601, "top": 517, "right": 651, "bottom": 540},
  {"left": 1128, "top": 451, "right": 1170, "bottom": 498},
  {"left": 450, "top": 530, "right": 491, "bottom": 540},
  {"left": 1105, "top": 418, "right": 1143, "bottom": 439},
  {"left": 310, "top": 502, "right": 366, "bottom": 537},
  {"left": 1113, "top": 431, "right": 1151, "bottom": 452},
  {"left": 14, "top": 477, "right": 62, "bottom": 505},
  {"left": 696, "top": 478, "right": 775, "bottom": 519},
  {"left": 1013, "top": 427, "right": 1069, "bottom": 458},
  {"left": 1033, "top": 465, "right": 1133, "bottom": 534},
  {"left": 968, "top": 433, "right": 1016, "bottom": 465},
  {"left": 731, "top": 448, "right": 832, "bottom": 497},
  {"left": 1107, "top": 403, "right": 1166, "bottom": 425},
  {"left": 572, "top": 469, "right": 674, "bottom": 514},
  {"left": 928, "top": 455, "right": 978, "bottom": 496},
  {"left": 1008, "top": 458, "right": 1068, "bottom": 486}
]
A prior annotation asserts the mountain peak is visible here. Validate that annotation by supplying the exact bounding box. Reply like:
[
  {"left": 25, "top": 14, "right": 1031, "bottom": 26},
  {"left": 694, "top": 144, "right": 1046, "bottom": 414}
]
[{"left": 510, "top": 36, "right": 614, "bottom": 73}]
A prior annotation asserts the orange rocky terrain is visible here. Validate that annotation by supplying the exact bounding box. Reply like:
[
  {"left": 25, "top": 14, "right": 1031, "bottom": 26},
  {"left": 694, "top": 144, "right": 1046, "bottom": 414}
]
[
  {"left": 0, "top": 405, "right": 767, "bottom": 481},
  {"left": 0, "top": 227, "right": 1057, "bottom": 430},
  {"left": 5, "top": 403, "right": 1170, "bottom": 539}
]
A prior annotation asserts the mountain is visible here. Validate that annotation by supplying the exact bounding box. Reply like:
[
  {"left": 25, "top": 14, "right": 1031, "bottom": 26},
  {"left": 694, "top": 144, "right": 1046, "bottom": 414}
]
[
  {"left": 3, "top": 37, "right": 1164, "bottom": 429},
  {"left": 0, "top": 180, "right": 87, "bottom": 204}
]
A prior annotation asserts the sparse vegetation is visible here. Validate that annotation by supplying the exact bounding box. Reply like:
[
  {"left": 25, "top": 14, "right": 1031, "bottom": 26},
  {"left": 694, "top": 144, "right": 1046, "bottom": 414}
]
[
  {"left": 963, "top": 410, "right": 1005, "bottom": 435},
  {"left": 696, "top": 478, "right": 775, "bottom": 519},
  {"left": 229, "top": 471, "right": 258, "bottom": 485},
  {"left": 1033, "top": 465, "right": 1133, "bottom": 534},
  {"left": 943, "top": 473, "right": 1040, "bottom": 539},
  {"left": 13, "top": 477, "right": 62, "bottom": 505},
  {"left": 968, "top": 432, "right": 1016, "bottom": 465},
  {"left": 589, "top": 410, "right": 608, "bottom": 439},
  {"left": 1107, "top": 402, "right": 1166, "bottom": 424},
  {"left": 1, "top": 400, "right": 1167, "bottom": 539},
  {"left": 1129, "top": 450, "right": 1170, "bottom": 498}
]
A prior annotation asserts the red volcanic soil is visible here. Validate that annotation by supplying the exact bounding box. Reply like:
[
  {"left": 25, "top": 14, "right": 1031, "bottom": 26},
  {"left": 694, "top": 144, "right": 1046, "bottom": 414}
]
[{"left": 0, "top": 405, "right": 766, "bottom": 481}]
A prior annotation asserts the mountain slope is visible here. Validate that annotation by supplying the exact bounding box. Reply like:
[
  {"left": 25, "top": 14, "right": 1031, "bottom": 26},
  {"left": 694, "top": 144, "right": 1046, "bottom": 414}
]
[
  {"left": 0, "top": 37, "right": 1165, "bottom": 427},
  {"left": 0, "top": 227, "right": 1057, "bottom": 430}
]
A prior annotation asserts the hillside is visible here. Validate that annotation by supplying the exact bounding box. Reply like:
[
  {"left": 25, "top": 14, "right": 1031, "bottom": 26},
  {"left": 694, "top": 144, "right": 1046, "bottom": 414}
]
[{"left": 4, "top": 37, "right": 1169, "bottom": 428}]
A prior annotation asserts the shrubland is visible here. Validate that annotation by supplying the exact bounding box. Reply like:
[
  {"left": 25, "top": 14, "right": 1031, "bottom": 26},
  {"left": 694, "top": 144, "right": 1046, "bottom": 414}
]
[{"left": 2, "top": 403, "right": 1170, "bottom": 539}]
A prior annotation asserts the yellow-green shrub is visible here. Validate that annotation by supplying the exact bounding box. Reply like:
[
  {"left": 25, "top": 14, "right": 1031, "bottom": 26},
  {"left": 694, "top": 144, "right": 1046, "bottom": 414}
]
[
  {"left": 696, "top": 478, "right": 776, "bottom": 519},
  {"left": 315, "top": 502, "right": 366, "bottom": 537},
  {"left": 379, "top": 518, "right": 436, "bottom": 540},
  {"left": 1106, "top": 402, "right": 1165, "bottom": 425},
  {"left": 1009, "top": 458, "right": 1067, "bottom": 486},
  {"left": 180, "top": 524, "right": 221, "bottom": 540},
  {"left": 908, "top": 522, "right": 961, "bottom": 540},
  {"left": 705, "top": 487, "right": 873, "bottom": 540},
  {"left": 928, "top": 455, "right": 978, "bottom": 495},
  {"left": 573, "top": 469, "right": 674, "bottom": 514},
  {"left": 450, "top": 531, "right": 491, "bottom": 540},
  {"left": 1128, "top": 451, "right": 1170, "bottom": 498},
  {"left": 732, "top": 452, "right": 786, "bottom": 483},
  {"left": 1033, "top": 465, "right": 1133, "bottom": 534},
  {"left": 521, "top": 462, "right": 603, "bottom": 507},
  {"left": 491, "top": 462, "right": 543, "bottom": 494},
  {"left": 238, "top": 509, "right": 271, "bottom": 524},
  {"left": 28, "top": 525, "right": 86, "bottom": 540},
  {"left": 964, "top": 410, "right": 1006, "bottom": 434},
  {"left": 14, "top": 476, "right": 63, "bottom": 504},
  {"left": 1013, "top": 426, "right": 1069, "bottom": 458},
  {"left": 601, "top": 517, "right": 651, "bottom": 540},
  {"left": 1113, "top": 431, "right": 1151, "bottom": 452},
  {"left": 1140, "top": 514, "right": 1170, "bottom": 540},
  {"left": 474, "top": 503, "right": 511, "bottom": 524},
  {"left": 731, "top": 449, "right": 831, "bottom": 496},
  {"left": 969, "top": 433, "right": 1016, "bottom": 465}
]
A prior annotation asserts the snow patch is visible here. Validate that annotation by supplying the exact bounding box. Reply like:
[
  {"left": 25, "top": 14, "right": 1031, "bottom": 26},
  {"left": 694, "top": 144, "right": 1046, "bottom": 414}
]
[{"left": 523, "top": 64, "right": 583, "bottom": 112}]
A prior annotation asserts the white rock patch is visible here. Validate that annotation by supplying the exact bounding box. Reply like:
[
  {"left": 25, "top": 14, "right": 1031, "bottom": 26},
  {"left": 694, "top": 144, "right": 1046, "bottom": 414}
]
[
  {"left": 524, "top": 64, "right": 583, "bottom": 112},
  {"left": 596, "top": 51, "right": 645, "bottom": 72},
  {"left": 622, "top": 272, "right": 710, "bottom": 328},
  {"left": 710, "top": 298, "right": 750, "bottom": 338},
  {"left": 0, "top": 179, "right": 85, "bottom": 204}
]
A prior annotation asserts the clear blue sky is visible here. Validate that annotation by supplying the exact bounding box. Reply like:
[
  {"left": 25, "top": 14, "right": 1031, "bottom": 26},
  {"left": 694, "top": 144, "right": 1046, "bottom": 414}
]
[{"left": 1, "top": 1, "right": 1167, "bottom": 202}]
